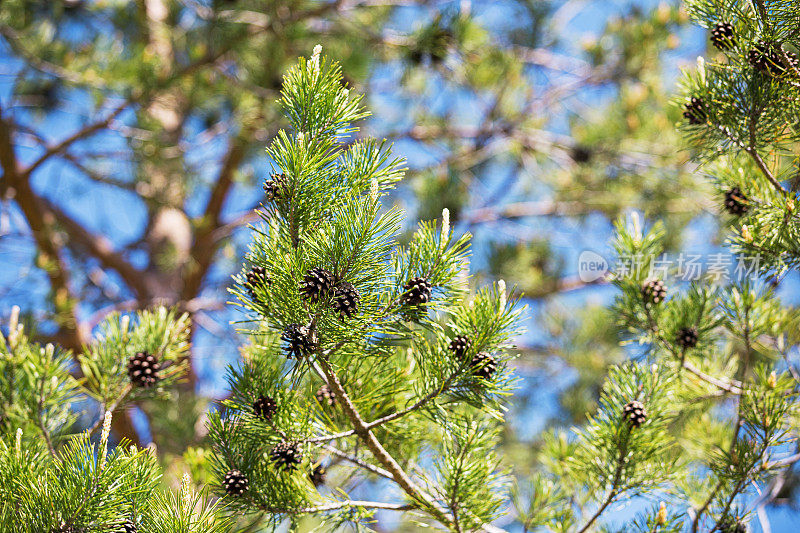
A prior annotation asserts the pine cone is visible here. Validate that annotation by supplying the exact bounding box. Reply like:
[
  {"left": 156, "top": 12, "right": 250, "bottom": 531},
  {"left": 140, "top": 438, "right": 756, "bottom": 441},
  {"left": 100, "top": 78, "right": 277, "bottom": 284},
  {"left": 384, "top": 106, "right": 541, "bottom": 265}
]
[
  {"left": 127, "top": 352, "right": 161, "bottom": 388},
  {"left": 641, "top": 279, "right": 667, "bottom": 305},
  {"left": 470, "top": 352, "right": 497, "bottom": 380},
  {"left": 676, "top": 326, "right": 699, "bottom": 349},
  {"left": 449, "top": 335, "right": 472, "bottom": 359},
  {"left": 623, "top": 400, "right": 647, "bottom": 427},
  {"left": 54, "top": 524, "right": 77, "bottom": 533},
  {"left": 748, "top": 42, "right": 797, "bottom": 77},
  {"left": 281, "top": 323, "right": 316, "bottom": 358},
  {"left": 315, "top": 385, "right": 336, "bottom": 407},
  {"left": 683, "top": 96, "right": 707, "bottom": 125},
  {"left": 245, "top": 265, "right": 271, "bottom": 301},
  {"left": 332, "top": 282, "right": 360, "bottom": 319},
  {"left": 749, "top": 42, "right": 773, "bottom": 73},
  {"left": 253, "top": 395, "right": 277, "bottom": 421},
  {"left": 718, "top": 518, "right": 747, "bottom": 533},
  {"left": 724, "top": 187, "right": 749, "bottom": 216},
  {"left": 223, "top": 469, "right": 249, "bottom": 496},
  {"left": 401, "top": 277, "right": 432, "bottom": 306},
  {"left": 710, "top": 22, "right": 735, "bottom": 50},
  {"left": 263, "top": 173, "right": 288, "bottom": 201},
  {"left": 121, "top": 521, "right": 136, "bottom": 533},
  {"left": 269, "top": 441, "right": 303, "bottom": 471},
  {"left": 300, "top": 267, "right": 334, "bottom": 304},
  {"left": 309, "top": 464, "right": 327, "bottom": 487},
  {"left": 570, "top": 145, "right": 593, "bottom": 164}
]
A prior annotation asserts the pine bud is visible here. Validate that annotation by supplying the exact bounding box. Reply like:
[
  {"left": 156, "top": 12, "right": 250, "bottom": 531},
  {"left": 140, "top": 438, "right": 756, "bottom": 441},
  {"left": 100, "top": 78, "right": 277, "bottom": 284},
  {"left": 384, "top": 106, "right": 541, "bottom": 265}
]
[
  {"left": 8, "top": 305, "right": 20, "bottom": 348},
  {"left": 498, "top": 279, "right": 507, "bottom": 310},
  {"left": 441, "top": 208, "right": 450, "bottom": 239},
  {"left": 631, "top": 212, "right": 642, "bottom": 244},
  {"left": 403, "top": 347, "right": 415, "bottom": 376},
  {"left": 741, "top": 225, "right": 753, "bottom": 243},
  {"left": 15, "top": 428, "right": 22, "bottom": 457},
  {"left": 457, "top": 259, "right": 470, "bottom": 290},
  {"left": 768, "top": 371, "right": 777, "bottom": 389},
  {"left": 370, "top": 178, "right": 379, "bottom": 203},
  {"left": 99, "top": 410, "right": 112, "bottom": 469},
  {"left": 310, "top": 45, "right": 322, "bottom": 77},
  {"left": 657, "top": 502, "right": 667, "bottom": 525},
  {"left": 180, "top": 473, "right": 192, "bottom": 509},
  {"left": 696, "top": 55, "right": 706, "bottom": 83}
]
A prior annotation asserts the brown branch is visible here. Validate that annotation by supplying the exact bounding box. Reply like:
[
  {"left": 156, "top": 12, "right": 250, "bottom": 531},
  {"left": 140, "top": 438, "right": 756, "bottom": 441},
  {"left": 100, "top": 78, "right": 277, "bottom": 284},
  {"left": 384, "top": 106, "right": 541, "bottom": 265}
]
[
  {"left": 320, "top": 443, "right": 394, "bottom": 479},
  {"left": 745, "top": 147, "right": 785, "bottom": 195},
  {"left": 313, "top": 357, "right": 455, "bottom": 527},
  {"left": 309, "top": 369, "right": 462, "bottom": 444},
  {"left": 260, "top": 500, "right": 416, "bottom": 515},
  {"left": 23, "top": 100, "right": 130, "bottom": 177},
  {"left": 36, "top": 370, "right": 57, "bottom": 457},
  {"left": 36, "top": 194, "right": 148, "bottom": 300},
  {"left": 0, "top": 25, "right": 100, "bottom": 88},
  {"left": 465, "top": 200, "right": 586, "bottom": 223},
  {"left": 576, "top": 431, "right": 629, "bottom": 533},
  {"left": 181, "top": 136, "right": 248, "bottom": 301},
  {"left": 3, "top": 125, "right": 148, "bottom": 302},
  {"left": 0, "top": 104, "right": 88, "bottom": 353}
]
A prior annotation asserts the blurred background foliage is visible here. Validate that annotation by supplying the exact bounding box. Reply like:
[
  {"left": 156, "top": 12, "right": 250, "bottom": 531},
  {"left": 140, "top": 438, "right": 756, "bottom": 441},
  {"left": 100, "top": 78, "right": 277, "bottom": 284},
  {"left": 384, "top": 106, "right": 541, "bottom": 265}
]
[{"left": 5, "top": 0, "right": 795, "bottom": 528}]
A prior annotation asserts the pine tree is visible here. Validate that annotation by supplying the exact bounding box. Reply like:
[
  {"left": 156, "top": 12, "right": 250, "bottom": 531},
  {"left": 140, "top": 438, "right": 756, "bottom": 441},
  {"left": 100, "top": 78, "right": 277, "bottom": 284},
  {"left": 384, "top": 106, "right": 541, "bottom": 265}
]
[
  {"left": 4, "top": 3, "right": 800, "bottom": 528},
  {"left": 211, "top": 46, "right": 522, "bottom": 530},
  {"left": 0, "top": 307, "right": 229, "bottom": 531},
  {"left": 513, "top": 1, "right": 800, "bottom": 531}
]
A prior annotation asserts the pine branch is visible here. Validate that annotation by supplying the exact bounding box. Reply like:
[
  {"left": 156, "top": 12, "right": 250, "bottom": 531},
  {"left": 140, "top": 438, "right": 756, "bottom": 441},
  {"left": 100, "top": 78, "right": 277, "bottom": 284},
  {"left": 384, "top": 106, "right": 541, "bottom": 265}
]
[
  {"left": 691, "top": 477, "right": 725, "bottom": 533},
  {"left": 182, "top": 135, "right": 249, "bottom": 300},
  {"left": 262, "top": 500, "right": 416, "bottom": 514},
  {"left": 643, "top": 304, "right": 743, "bottom": 394},
  {"left": 745, "top": 147, "right": 785, "bottom": 195},
  {"left": 0, "top": 104, "right": 87, "bottom": 353},
  {"left": 23, "top": 100, "right": 130, "bottom": 177},
  {"left": 319, "top": 444, "right": 394, "bottom": 480},
  {"left": 86, "top": 385, "right": 132, "bottom": 437},
  {"left": 309, "top": 365, "right": 465, "bottom": 444},
  {"left": 313, "top": 357, "right": 455, "bottom": 527},
  {"left": 575, "top": 431, "right": 629, "bottom": 533},
  {"left": 36, "top": 373, "right": 56, "bottom": 457}
]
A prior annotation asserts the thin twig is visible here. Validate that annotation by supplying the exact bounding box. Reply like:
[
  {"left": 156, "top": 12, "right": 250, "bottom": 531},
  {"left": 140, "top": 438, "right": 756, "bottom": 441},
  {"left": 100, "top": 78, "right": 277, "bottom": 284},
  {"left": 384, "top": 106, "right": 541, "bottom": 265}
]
[
  {"left": 745, "top": 147, "right": 785, "bottom": 196},
  {"left": 261, "top": 500, "right": 416, "bottom": 514},
  {"left": 86, "top": 385, "right": 132, "bottom": 437},
  {"left": 313, "top": 357, "right": 454, "bottom": 526},
  {"left": 36, "top": 373, "right": 56, "bottom": 457},
  {"left": 320, "top": 444, "right": 394, "bottom": 480},
  {"left": 575, "top": 431, "right": 629, "bottom": 533}
]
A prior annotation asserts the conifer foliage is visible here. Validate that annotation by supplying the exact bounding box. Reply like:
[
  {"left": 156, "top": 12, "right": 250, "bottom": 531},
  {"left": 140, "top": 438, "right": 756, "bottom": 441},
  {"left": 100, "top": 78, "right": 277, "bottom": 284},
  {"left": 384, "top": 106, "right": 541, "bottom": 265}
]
[
  {"left": 512, "top": 2, "right": 800, "bottom": 531},
  {"left": 213, "top": 46, "right": 521, "bottom": 530},
  {"left": 0, "top": 307, "right": 230, "bottom": 531},
  {"left": 3, "top": 2, "right": 800, "bottom": 527}
]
